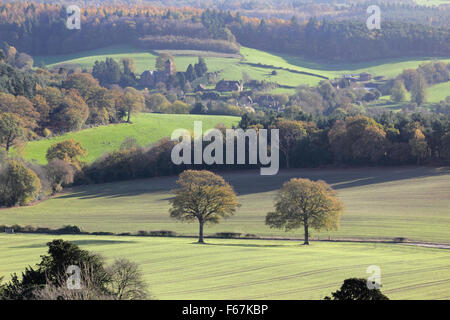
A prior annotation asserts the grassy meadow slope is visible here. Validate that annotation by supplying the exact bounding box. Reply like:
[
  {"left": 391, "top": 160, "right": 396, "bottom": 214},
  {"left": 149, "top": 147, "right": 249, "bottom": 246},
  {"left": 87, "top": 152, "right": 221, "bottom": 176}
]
[
  {"left": 19, "top": 113, "right": 239, "bottom": 164},
  {"left": 428, "top": 81, "right": 450, "bottom": 103},
  {"left": 34, "top": 45, "right": 450, "bottom": 94},
  {"left": 1, "top": 167, "right": 449, "bottom": 243},
  {"left": 1, "top": 234, "right": 449, "bottom": 300}
]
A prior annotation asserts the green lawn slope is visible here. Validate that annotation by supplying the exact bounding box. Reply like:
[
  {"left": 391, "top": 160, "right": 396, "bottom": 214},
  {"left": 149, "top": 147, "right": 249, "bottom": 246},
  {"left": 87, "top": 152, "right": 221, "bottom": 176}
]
[{"left": 20, "top": 113, "right": 239, "bottom": 164}]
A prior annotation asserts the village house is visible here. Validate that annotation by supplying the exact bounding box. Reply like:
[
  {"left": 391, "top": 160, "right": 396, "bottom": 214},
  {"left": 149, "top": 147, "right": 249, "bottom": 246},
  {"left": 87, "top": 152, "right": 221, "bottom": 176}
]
[
  {"left": 215, "top": 80, "right": 244, "bottom": 92},
  {"left": 359, "top": 72, "right": 372, "bottom": 81}
]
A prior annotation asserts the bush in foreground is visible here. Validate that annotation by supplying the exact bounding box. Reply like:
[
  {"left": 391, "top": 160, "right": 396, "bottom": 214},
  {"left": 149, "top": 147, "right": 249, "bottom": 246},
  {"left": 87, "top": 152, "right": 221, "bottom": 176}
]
[
  {"left": 325, "top": 278, "right": 389, "bottom": 300},
  {"left": 0, "top": 239, "right": 149, "bottom": 300}
]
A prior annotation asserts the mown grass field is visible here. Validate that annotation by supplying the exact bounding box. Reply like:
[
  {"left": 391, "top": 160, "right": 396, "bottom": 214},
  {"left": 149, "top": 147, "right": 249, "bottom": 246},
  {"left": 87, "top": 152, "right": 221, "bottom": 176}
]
[
  {"left": 34, "top": 45, "right": 450, "bottom": 94},
  {"left": 0, "top": 233, "right": 449, "bottom": 300},
  {"left": 1, "top": 167, "right": 449, "bottom": 244},
  {"left": 415, "top": 0, "right": 450, "bottom": 6},
  {"left": 19, "top": 113, "right": 239, "bottom": 164}
]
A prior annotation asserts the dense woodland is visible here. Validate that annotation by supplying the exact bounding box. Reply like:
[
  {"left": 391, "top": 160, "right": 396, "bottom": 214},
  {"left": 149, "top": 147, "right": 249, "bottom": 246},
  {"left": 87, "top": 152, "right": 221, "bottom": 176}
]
[
  {"left": 3, "top": 1, "right": 450, "bottom": 26},
  {"left": 0, "top": 2, "right": 449, "bottom": 61}
]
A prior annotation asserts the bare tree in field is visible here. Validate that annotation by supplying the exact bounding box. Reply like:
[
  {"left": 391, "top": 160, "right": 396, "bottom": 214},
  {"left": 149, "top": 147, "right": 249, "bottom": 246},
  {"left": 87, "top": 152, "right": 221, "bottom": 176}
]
[
  {"left": 266, "top": 178, "right": 343, "bottom": 245},
  {"left": 169, "top": 170, "right": 240, "bottom": 243},
  {"left": 107, "top": 258, "right": 149, "bottom": 300}
]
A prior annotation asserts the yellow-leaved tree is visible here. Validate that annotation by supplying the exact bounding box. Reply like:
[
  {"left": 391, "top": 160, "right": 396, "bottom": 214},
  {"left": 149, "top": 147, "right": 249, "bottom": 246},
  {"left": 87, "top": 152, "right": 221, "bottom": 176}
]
[
  {"left": 266, "top": 178, "right": 343, "bottom": 245},
  {"left": 169, "top": 170, "right": 240, "bottom": 243}
]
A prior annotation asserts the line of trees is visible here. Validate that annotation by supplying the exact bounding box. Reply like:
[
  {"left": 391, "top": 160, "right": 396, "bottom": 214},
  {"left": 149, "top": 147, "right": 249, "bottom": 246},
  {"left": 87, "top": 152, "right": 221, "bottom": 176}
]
[{"left": 229, "top": 18, "right": 450, "bottom": 62}]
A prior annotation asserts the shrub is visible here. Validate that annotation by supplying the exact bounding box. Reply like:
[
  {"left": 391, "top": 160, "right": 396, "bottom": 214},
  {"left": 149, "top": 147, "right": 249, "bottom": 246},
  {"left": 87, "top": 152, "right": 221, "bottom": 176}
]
[
  {"left": 213, "top": 232, "right": 242, "bottom": 238},
  {"left": 55, "top": 225, "right": 82, "bottom": 234},
  {"left": 46, "top": 159, "right": 74, "bottom": 193},
  {"left": 325, "top": 278, "right": 389, "bottom": 300},
  {"left": 91, "top": 232, "right": 114, "bottom": 236},
  {"left": 148, "top": 230, "right": 177, "bottom": 237}
]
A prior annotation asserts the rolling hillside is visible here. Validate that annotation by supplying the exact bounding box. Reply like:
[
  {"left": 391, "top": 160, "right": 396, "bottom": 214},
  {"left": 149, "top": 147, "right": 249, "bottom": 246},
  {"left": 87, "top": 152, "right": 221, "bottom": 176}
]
[
  {"left": 19, "top": 113, "right": 240, "bottom": 164},
  {"left": 34, "top": 45, "right": 450, "bottom": 94}
]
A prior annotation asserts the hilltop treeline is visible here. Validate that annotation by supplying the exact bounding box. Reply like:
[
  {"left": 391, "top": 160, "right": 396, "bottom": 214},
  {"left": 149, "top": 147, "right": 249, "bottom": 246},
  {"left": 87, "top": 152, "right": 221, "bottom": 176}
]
[
  {"left": 0, "top": 3, "right": 238, "bottom": 55},
  {"left": 136, "top": 36, "right": 239, "bottom": 54},
  {"left": 230, "top": 18, "right": 450, "bottom": 62},
  {"left": 17, "top": 0, "right": 450, "bottom": 27},
  {"left": 77, "top": 109, "right": 450, "bottom": 186},
  {"left": 0, "top": 2, "right": 449, "bottom": 62}
]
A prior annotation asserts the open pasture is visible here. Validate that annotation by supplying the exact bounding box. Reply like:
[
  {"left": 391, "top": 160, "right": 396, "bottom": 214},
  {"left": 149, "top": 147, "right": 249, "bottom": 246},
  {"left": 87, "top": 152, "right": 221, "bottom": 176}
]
[
  {"left": 0, "top": 234, "right": 449, "bottom": 300},
  {"left": 1, "top": 167, "right": 449, "bottom": 244}
]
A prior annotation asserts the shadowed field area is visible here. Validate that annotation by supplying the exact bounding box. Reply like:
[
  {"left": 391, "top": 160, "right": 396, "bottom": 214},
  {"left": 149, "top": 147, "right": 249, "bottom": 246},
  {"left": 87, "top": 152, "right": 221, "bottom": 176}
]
[
  {"left": 0, "top": 234, "right": 449, "bottom": 300},
  {"left": 1, "top": 167, "right": 449, "bottom": 243}
]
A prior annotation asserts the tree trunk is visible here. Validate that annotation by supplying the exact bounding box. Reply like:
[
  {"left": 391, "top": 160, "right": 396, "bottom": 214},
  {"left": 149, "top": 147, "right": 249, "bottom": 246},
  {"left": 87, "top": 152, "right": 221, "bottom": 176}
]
[
  {"left": 127, "top": 108, "right": 131, "bottom": 123},
  {"left": 198, "top": 220, "right": 205, "bottom": 243},
  {"left": 303, "top": 220, "right": 309, "bottom": 245},
  {"left": 5, "top": 135, "right": 12, "bottom": 153}
]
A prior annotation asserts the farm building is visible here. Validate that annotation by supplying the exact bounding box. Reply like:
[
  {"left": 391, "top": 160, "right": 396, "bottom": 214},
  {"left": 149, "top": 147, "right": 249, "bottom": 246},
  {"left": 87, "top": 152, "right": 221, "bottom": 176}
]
[{"left": 215, "top": 80, "right": 244, "bottom": 92}]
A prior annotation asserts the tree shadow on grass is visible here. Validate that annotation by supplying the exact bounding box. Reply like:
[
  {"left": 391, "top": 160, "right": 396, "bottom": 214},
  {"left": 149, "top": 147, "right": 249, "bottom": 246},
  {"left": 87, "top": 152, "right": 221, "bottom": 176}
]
[
  {"left": 56, "top": 166, "right": 449, "bottom": 200},
  {"left": 193, "top": 242, "right": 285, "bottom": 248}
]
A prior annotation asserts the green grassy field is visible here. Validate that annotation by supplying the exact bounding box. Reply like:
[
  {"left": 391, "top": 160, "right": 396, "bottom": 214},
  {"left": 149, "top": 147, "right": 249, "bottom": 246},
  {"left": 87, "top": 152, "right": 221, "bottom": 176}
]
[
  {"left": 1, "top": 167, "right": 449, "bottom": 243},
  {"left": 34, "top": 45, "right": 325, "bottom": 90},
  {"left": 368, "top": 81, "right": 449, "bottom": 111},
  {"left": 415, "top": 0, "right": 450, "bottom": 6},
  {"left": 0, "top": 233, "right": 449, "bottom": 300},
  {"left": 242, "top": 47, "right": 450, "bottom": 80},
  {"left": 34, "top": 45, "right": 450, "bottom": 94},
  {"left": 19, "top": 113, "right": 239, "bottom": 164},
  {"left": 428, "top": 82, "right": 450, "bottom": 103}
]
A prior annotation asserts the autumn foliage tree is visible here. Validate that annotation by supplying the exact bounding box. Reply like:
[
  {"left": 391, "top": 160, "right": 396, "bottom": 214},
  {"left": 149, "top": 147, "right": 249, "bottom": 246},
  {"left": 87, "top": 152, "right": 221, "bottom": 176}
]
[
  {"left": 155, "top": 53, "right": 175, "bottom": 72},
  {"left": 0, "top": 160, "right": 41, "bottom": 207},
  {"left": 390, "top": 80, "right": 407, "bottom": 102},
  {"left": 169, "top": 170, "right": 240, "bottom": 243},
  {"left": 410, "top": 73, "right": 428, "bottom": 105},
  {"left": 0, "top": 112, "right": 25, "bottom": 153},
  {"left": 46, "top": 139, "right": 87, "bottom": 170},
  {"left": 328, "top": 115, "right": 387, "bottom": 165},
  {"left": 122, "top": 87, "right": 144, "bottom": 123},
  {"left": 275, "top": 119, "right": 306, "bottom": 168},
  {"left": 266, "top": 178, "right": 343, "bottom": 245}
]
